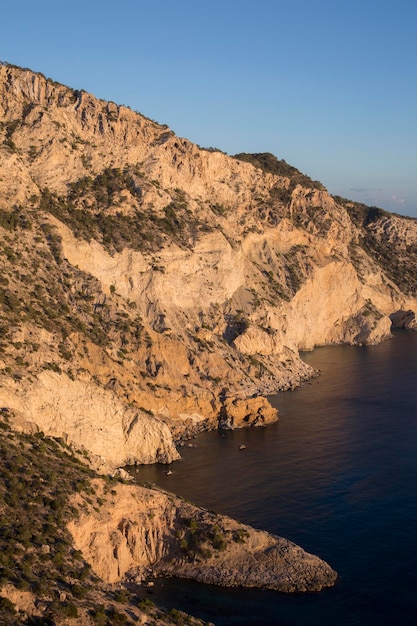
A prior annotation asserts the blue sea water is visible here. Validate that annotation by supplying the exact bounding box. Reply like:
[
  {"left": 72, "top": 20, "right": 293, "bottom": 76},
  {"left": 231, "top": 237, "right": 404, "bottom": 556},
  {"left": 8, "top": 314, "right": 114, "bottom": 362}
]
[{"left": 135, "top": 330, "right": 417, "bottom": 625}]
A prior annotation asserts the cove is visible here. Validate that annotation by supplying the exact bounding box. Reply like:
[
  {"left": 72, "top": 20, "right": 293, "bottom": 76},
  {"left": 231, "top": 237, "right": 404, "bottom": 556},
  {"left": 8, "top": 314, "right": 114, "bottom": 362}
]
[{"left": 135, "top": 330, "right": 417, "bottom": 625}]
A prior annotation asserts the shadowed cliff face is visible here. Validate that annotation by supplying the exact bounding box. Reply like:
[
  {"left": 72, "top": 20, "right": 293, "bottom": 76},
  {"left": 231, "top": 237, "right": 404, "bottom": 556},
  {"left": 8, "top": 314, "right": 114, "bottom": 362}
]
[{"left": 0, "top": 63, "right": 417, "bottom": 468}]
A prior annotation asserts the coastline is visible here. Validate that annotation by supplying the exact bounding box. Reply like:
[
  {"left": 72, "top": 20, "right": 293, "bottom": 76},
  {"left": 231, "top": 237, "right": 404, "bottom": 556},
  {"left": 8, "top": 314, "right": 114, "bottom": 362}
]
[
  {"left": 133, "top": 330, "right": 417, "bottom": 625},
  {"left": 68, "top": 480, "right": 337, "bottom": 594}
]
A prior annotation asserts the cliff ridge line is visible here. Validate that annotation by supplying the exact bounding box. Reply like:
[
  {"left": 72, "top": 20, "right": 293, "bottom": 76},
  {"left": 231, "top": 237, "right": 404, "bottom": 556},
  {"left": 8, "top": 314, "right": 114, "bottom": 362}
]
[{"left": 0, "top": 62, "right": 416, "bottom": 468}]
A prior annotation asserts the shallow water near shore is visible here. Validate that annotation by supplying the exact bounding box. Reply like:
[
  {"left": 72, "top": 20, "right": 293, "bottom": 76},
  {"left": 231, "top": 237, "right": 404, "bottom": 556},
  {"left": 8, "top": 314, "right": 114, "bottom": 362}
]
[{"left": 135, "top": 330, "right": 417, "bottom": 625}]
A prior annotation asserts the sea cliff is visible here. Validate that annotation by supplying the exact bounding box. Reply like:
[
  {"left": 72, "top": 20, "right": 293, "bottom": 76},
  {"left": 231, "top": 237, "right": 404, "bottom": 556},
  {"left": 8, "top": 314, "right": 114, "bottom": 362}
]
[
  {"left": 1, "top": 61, "right": 417, "bottom": 623},
  {"left": 0, "top": 63, "right": 416, "bottom": 467},
  {"left": 68, "top": 479, "right": 337, "bottom": 593}
]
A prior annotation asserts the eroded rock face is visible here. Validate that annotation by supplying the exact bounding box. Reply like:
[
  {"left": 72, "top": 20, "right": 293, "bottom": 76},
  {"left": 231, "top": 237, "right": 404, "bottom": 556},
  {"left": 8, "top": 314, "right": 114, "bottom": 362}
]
[
  {"left": 390, "top": 309, "right": 417, "bottom": 330},
  {"left": 219, "top": 396, "right": 278, "bottom": 429},
  {"left": 0, "top": 63, "right": 417, "bottom": 467},
  {"left": 68, "top": 480, "right": 337, "bottom": 592},
  {"left": 0, "top": 372, "right": 179, "bottom": 470}
]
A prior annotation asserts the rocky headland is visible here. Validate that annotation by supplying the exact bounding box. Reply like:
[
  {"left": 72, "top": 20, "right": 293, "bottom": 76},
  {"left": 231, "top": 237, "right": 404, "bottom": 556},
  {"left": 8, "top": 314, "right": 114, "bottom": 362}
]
[
  {"left": 0, "top": 62, "right": 417, "bottom": 622},
  {"left": 0, "top": 415, "right": 335, "bottom": 625},
  {"left": 68, "top": 479, "right": 337, "bottom": 593}
]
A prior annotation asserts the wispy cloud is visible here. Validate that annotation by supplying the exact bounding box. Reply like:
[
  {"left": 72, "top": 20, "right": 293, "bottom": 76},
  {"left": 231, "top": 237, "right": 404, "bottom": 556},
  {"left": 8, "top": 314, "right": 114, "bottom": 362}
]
[
  {"left": 390, "top": 194, "right": 405, "bottom": 205},
  {"left": 349, "top": 187, "right": 382, "bottom": 194},
  {"left": 340, "top": 187, "right": 415, "bottom": 216}
]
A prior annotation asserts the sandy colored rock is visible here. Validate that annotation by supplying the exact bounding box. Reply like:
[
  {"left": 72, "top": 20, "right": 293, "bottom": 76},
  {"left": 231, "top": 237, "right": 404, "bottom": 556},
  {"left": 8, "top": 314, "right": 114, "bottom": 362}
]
[
  {"left": 68, "top": 480, "right": 337, "bottom": 592},
  {"left": 0, "top": 371, "right": 179, "bottom": 470},
  {"left": 219, "top": 396, "right": 278, "bottom": 429},
  {"left": 0, "top": 63, "right": 416, "bottom": 468},
  {"left": 0, "top": 584, "right": 40, "bottom": 617}
]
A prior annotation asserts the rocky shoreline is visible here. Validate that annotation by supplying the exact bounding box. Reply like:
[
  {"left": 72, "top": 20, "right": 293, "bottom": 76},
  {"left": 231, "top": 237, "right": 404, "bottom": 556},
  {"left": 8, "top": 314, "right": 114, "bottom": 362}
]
[
  {"left": 2, "top": 62, "right": 417, "bottom": 622},
  {"left": 1, "top": 64, "right": 417, "bottom": 474},
  {"left": 68, "top": 480, "right": 338, "bottom": 594}
]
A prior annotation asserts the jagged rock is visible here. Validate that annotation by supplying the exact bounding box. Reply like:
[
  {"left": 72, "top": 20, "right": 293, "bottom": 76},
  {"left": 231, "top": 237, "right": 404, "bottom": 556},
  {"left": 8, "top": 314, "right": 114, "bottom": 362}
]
[
  {"left": 219, "top": 396, "right": 278, "bottom": 429},
  {"left": 0, "top": 63, "right": 416, "bottom": 467},
  {"left": 68, "top": 480, "right": 337, "bottom": 592},
  {"left": 390, "top": 309, "right": 417, "bottom": 329}
]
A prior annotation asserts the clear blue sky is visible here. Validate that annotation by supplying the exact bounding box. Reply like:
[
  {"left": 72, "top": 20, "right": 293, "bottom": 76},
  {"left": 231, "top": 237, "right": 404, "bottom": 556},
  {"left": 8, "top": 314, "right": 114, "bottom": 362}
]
[{"left": 2, "top": 0, "right": 417, "bottom": 216}]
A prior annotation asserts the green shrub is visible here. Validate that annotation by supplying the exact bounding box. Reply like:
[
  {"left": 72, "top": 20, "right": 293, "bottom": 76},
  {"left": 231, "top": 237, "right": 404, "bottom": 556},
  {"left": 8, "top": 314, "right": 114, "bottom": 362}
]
[
  {"left": 107, "top": 607, "right": 127, "bottom": 624},
  {"left": 0, "top": 596, "right": 16, "bottom": 614},
  {"left": 114, "top": 589, "right": 130, "bottom": 603},
  {"left": 138, "top": 597, "right": 155, "bottom": 611},
  {"left": 233, "top": 152, "right": 325, "bottom": 191}
]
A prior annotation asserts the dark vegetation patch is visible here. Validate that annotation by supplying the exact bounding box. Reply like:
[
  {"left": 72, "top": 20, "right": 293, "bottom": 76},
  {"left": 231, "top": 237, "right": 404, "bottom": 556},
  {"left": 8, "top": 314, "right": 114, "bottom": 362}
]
[
  {"left": 337, "top": 197, "right": 417, "bottom": 295},
  {"left": 334, "top": 197, "right": 389, "bottom": 228},
  {"left": 0, "top": 203, "right": 145, "bottom": 362},
  {"left": 361, "top": 235, "right": 417, "bottom": 295},
  {"left": 39, "top": 167, "right": 209, "bottom": 254},
  {"left": 0, "top": 413, "right": 98, "bottom": 620},
  {"left": 176, "top": 516, "right": 249, "bottom": 562},
  {"left": 233, "top": 152, "right": 325, "bottom": 192}
]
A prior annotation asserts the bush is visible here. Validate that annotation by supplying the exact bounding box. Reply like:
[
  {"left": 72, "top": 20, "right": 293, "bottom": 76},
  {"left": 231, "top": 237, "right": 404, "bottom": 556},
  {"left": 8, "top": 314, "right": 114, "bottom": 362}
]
[
  {"left": 59, "top": 602, "right": 79, "bottom": 618},
  {"left": 0, "top": 596, "right": 16, "bottom": 614},
  {"left": 137, "top": 597, "right": 155, "bottom": 612},
  {"left": 233, "top": 152, "right": 325, "bottom": 191},
  {"left": 90, "top": 606, "right": 108, "bottom": 625},
  {"left": 114, "top": 589, "right": 129, "bottom": 603},
  {"left": 107, "top": 607, "right": 127, "bottom": 624}
]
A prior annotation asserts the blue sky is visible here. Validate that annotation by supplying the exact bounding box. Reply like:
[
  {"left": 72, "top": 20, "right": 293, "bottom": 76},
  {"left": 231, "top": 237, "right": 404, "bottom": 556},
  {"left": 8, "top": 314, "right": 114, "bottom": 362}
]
[{"left": 2, "top": 0, "right": 417, "bottom": 216}]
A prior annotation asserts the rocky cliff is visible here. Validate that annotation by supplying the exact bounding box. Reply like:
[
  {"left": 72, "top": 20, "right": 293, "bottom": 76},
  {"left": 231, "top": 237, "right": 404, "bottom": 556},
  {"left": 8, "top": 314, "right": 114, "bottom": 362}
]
[
  {"left": 0, "top": 416, "right": 335, "bottom": 624},
  {"left": 68, "top": 479, "right": 337, "bottom": 593},
  {"left": 0, "top": 63, "right": 416, "bottom": 468}
]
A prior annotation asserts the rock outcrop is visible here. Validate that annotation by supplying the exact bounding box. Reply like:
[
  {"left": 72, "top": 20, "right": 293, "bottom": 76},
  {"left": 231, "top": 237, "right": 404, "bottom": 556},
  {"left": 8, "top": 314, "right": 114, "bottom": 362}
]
[
  {"left": 0, "top": 371, "right": 179, "bottom": 470},
  {"left": 0, "top": 63, "right": 416, "bottom": 467},
  {"left": 390, "top": 309, "right": 417, "bottom": 330},
  {"left": 68, "top": 480, "right": 337, "bottom": 592},
  {"left": 219, "top": 395, "right": 278, "bottom": 429}
]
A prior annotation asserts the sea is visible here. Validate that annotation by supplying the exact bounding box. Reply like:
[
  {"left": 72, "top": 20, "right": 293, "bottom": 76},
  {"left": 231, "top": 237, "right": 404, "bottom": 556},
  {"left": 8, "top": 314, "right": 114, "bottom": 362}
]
[{"left": 134, "top": 330, "right": 417, "bottom": 625}]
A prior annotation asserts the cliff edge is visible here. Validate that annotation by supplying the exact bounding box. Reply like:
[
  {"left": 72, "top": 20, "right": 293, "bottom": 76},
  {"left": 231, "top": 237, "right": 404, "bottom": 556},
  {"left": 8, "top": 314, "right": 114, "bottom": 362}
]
[
  {"left": 68, "top": 480, "right": 337, "bottom": 593},
  {"left": 0, "top": 63, "right": 416, "bottom": 467}
]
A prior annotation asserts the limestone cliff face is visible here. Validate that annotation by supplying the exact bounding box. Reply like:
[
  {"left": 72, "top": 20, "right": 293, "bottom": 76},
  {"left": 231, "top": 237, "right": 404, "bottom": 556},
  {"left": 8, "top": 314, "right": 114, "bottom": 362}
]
[
  {"left": 68, "top": 480, "right": 337, "bottom": 592},
  {"left": 1, "top": 63, "right": 417, "bottom": 467},
  {"left": 0, "top": 372, "right": 179, "bottom": 470}
]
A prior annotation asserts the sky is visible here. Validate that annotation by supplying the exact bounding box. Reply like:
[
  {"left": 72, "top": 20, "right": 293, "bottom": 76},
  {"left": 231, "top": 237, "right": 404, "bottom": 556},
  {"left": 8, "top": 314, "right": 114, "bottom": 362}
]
[{"left": 2, "top": 0, "right": 417, "bottom": 216}]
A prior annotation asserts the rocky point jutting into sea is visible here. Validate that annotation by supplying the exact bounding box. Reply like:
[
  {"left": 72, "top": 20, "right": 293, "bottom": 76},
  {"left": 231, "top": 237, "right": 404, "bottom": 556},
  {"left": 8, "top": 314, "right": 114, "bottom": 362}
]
[{"left": 0, "top": 62, "right": 416, "bottom": 621}]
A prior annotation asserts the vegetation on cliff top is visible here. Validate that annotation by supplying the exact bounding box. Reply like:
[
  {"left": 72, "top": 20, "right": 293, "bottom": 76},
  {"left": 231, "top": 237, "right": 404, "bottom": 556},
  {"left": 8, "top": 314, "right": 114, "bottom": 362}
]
[
  {"left": 335, "top": 196, "right": 417, "bottom": 295},
  {"left": 233, "top": 152, "right": 325, "bottom": 191},
  {"left": 0, "top": 411, "right": 100, "bottom": 623},
  {"left": 0, "top": 413, "right": 211, "bottom": 625}
]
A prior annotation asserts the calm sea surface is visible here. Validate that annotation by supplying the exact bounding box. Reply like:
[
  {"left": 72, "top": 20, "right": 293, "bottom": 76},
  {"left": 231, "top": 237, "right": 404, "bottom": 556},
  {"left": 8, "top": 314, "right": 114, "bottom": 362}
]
[{"left": 134, "top": 331, "right": 417, "bottom": 625}]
